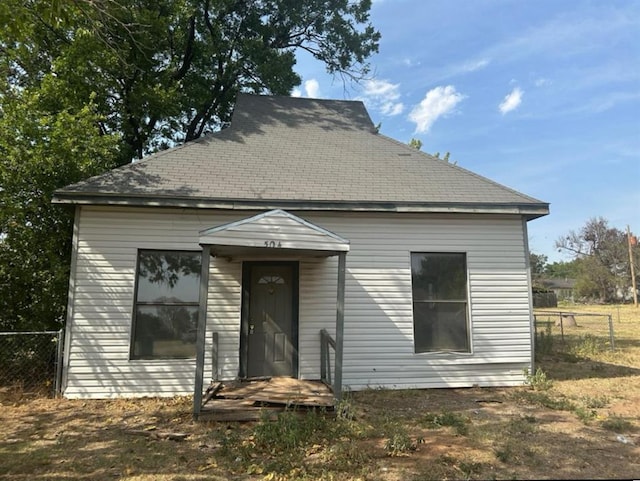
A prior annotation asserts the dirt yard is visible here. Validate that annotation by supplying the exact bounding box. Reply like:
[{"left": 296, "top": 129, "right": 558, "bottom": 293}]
[{"left": 1, "top": 304, "right": 639, "bottom": 480}]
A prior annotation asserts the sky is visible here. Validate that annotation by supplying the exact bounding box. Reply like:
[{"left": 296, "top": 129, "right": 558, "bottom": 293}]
[{"left": 290, "top": 0, "right": 640, "bottom": 263}]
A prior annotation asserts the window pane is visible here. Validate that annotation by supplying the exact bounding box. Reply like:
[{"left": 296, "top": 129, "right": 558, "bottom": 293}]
[
  {"left": 137, "top": 251, "right": 201, "bottom": 303},
  {"left": 411, "top": 253, "right": 466, "bottom": 301},
  {"left": 413, "top": 301, "right": 469, "bottom": 352},
  {"left": 132, "top": 305, "right": 198, "bottom": 359}
]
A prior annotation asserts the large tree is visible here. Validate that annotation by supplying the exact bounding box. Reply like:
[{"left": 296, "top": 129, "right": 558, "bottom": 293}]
[
  {"left": 556, "top": 217, "right": 636, "bottom": 302},
  {"left": 2, "top": 0, "right": 380, "bottom": 161},
  {"left": 0, "top": 0, "right": 380, "bottom": 330},
  {"left": 0, "top": 91, "right": 120, "bottom": 330}
]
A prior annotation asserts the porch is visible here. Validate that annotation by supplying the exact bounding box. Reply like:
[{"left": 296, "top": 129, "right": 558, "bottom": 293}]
[
  {"left": 192, "top": 210, "right": 349, "bottom": 419},
  {"left": 197, "top": 328, "right": 339, "bottom": 421},
  {"left": 199, "top": 377, "right": 335, "bottom": 421}
]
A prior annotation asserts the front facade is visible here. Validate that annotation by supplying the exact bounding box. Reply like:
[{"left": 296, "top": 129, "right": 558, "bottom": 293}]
[{"left": 54, "top": 94, "right": 548, "bottom": 399}]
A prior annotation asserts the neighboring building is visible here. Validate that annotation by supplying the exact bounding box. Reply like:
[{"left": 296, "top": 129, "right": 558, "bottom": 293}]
[
  {"left": 52, "top": 94, "right": 549, "bottom": 402},
  {"left": 540, "top": 278, "right": 576, "bottom": 302}
]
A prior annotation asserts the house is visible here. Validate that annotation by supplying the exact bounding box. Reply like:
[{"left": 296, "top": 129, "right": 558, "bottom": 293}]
[
  {"left": 52, "top": 94, "right": 549, "bottom": 413},
  {"left": 540, "top": 278, "right": 576, "bottom": 302}
]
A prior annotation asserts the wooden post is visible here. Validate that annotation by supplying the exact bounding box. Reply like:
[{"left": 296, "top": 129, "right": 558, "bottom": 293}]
[
  {"left": 334, "top": 251, "right": 346, "bottom": 401},
  {"left": 627, "top": 226, "right": 638, "bottom": 307},
  {"left": 211, "top": 332, "right": 218, "bottom": 381},
  {"left": 193, "top": 245, "right": 211, "bottom": 419}
]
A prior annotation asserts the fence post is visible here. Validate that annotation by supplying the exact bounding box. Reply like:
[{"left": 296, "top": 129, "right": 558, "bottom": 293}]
[
  {"left": 608, "top": 315, "right": 615, "bottom": 351},
  {"left": 54, "top": 328, "right": 65, "bottom": 397}
]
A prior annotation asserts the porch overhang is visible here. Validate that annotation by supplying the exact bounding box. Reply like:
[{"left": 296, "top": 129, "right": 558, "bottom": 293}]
[
  {"left": 197, "top": 209, "right": 350, "bottom": 258},
  {"left": 193, "top": 210, "right": 348, "bottom": 418}
]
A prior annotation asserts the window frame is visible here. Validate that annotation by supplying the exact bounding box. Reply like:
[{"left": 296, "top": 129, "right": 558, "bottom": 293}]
[
  {"left": 410, "top": 251, "right": 472, "bottom": 354},
  {"left": 129, "top": 249, "right": 202, "bottom": 361}
]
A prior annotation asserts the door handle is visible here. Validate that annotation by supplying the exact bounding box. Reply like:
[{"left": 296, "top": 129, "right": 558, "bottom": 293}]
[{"left": 249, "top": 324, "right": 255, "bottom": 335}]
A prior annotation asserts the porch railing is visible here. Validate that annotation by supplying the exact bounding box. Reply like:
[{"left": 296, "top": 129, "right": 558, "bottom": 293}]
[{"left": 320, "top": 329, "right": 336, "bottom": 390}]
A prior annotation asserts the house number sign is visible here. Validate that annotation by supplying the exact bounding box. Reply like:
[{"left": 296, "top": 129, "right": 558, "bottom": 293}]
[{"left": 264, "top": 240, "right": 282, "bottom": 248}]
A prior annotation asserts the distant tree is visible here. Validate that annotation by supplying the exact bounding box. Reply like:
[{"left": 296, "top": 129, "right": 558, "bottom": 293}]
[
  {"left": 545, "top": 259, "right": 581, "bottom": 279},
  {"left": 556, "top": 217, "right": 634, "bottom": 302},
  {"left": 528, "top": 252, "right": 548, "bottom": 291},
  {"left": 409, "top": 138, "right": 422, "bottom": 150},
  {"left": 431, "top": 151, "right": 455, "bottom": 164},
  {"left": 529, "top": 253, "right": 548, "bottom": 277}
]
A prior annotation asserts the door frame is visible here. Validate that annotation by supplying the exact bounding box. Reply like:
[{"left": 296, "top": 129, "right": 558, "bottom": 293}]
[{"left": 239, "top": 260, "right": 299, "bottom": 379}]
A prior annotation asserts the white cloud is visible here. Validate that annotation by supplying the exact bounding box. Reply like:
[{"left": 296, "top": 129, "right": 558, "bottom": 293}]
[
  {"left": 291, "top": 79, "right": 321, "bottom": 98},
  {"left": 304, "top": 79, "right": 320, "bottom": 98},
  {"left": 402, "top": 57, "right": 421, "bottom": 67},
  {"left": 499, "top": 87, "right": 524, "bottom": 114},
  {"left": 408, "top": 85, "right": 466, "bottom": 133},
  {"left": 360, "top": 79, "right": 404, "bottom": 116},
  {"left": 462, "top": 58, "right": 491, "bottom": 73},
  {"left": 534, "top": 78, "right": 551, "bottom": 87}
]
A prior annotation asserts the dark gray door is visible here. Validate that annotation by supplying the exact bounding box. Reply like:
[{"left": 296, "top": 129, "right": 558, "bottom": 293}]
[{"left": 244, "top": 263, "right": 298, "bottom": 378}]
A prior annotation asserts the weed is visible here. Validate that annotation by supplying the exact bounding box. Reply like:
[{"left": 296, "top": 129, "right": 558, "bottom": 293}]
[
  {"left": 513, "top": 390, "right": 575, "bottom": 411},
  {"left": 535, "top": 321, "right": 554, "bottom": 357},
  {"left": 580, "top": 394, "right": 609, "bottom": 409},
  {"left": 253, "top": 409, "right": 325, "bottom": 451},
  {"left": 570, "top": 334, "right": 603, "bottom": 356},
  {"left": 507, "top": 417, "right": 537, "bottom": 435},
  {"left": 523, "top": 367, "right": 553, "bottom": 391},
  {"left": 494, "top": 444, "right": 514, "bottom": 463},
  {"left": 216, "top": 408, "right": 360, "bottom": 475},
  {"left": 421, "top": 410, "right": 470, "bottom": 435},
  {"left": 457, "top": 459, "right": 484, "bottom": 478},
  {"left": 574, "top": 406, "right": 597, "bottom": 424},
  {"left": 384, "top": 424, "right": 416, "bottom": 457},
  {"left": 601, "top": 415, "right": 633, "bottom": 432},
  {"left": 323, "top": 440, "right": 372, "bottom": 470}
]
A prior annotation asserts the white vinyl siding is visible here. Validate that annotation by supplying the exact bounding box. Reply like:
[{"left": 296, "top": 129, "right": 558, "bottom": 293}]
[{"left": 63, "top": 206, "right": 533, "bottom": 398}]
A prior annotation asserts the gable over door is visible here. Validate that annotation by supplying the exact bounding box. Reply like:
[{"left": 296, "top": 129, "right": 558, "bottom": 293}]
[{"left": 241, "top": 262, "right": 298, "bottom": 378}]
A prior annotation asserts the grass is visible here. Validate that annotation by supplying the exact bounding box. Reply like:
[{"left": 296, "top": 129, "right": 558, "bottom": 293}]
[{"left": 1, "top": 304, "right": 638, "bottom": 480}]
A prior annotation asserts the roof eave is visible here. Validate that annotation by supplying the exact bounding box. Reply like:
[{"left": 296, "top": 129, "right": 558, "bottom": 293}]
[{"left": 52, "top": 192, "right": 549, "bottom": 220}]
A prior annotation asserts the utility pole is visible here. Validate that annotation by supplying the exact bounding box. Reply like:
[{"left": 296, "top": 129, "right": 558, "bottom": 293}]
[{"left": 628, "top": 225, "right": 638, "bottom": 307}]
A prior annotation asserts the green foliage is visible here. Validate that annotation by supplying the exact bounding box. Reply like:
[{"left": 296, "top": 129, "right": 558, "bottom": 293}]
[
  {"left": 494, "top": 444, "right": 515, "bottom": 464},
  {"left": 431, "top": 151, "right": 454, "bottom": 163},
  {"left": 383, "top": 424, "right": 417, "bottom": 456},
  {"left": 574, "top": 406, "right": 597, "bottom": 424},
  {"left": 545, "top": 259, "right": 581, "bottom": 279},
  {"left": 519, "top": 391, "right": 575, "bottom": 411},
  {"left": 601, "top": 415, "right": 633, "bottom": 432},
  {"left": 408, "top": 138, "right": 422, "bottom": 150},
  {"left": 217, "top": 408, "right": 366, "bottom": 475},
  {"left": 0, "top": 0, "right": 380, "bottom": 331},
  {"left": 556, "top": 217, "right": 636, "bottom": 302},
  {"left": 534, "top": 320, "right": 554, "bottom": 357},
  {"left": 529, "top": 252, "right": 548, "bottom": 280},
  {"left": 580, "top": 394, "right": 609, "bottom": 409},
  {"left": 569, "top": 334, "right": 603, "bottom": 356},
  {"left": 523, "top": 367, "right": 553, "bottom": 391},
  {"left": 0, "top": 91, "right": 120, "bottom": 331},
  {"left": 421, "top": 410, "right": 470, "bottom": 435},
  {"left": 2, "top": 0, "right": 380, "bottom": 161}
]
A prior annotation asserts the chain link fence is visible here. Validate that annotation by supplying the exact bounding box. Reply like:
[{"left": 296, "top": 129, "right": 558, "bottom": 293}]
[
  {"left": 533, "top": 310, "right": 615, "bottom": 359},
  {"left": 0, "top": 330, "right": 64, "bottom": 399}
]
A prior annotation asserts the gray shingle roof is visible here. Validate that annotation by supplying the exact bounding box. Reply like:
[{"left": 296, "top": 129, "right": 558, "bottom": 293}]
[{"left": 53, "top": 94, "right": 549, "bottom": 218}]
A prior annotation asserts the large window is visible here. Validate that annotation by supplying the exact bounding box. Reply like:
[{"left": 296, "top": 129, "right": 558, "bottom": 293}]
[
  {"left": 411, "top": 252, "right": 470, "bottom": 353},
  {"left": 131, "top": 250, "right": 201, "bottom": 359}
]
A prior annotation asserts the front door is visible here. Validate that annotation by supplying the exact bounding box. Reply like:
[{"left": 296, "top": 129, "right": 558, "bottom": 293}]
[{"left": 241, "top": 262, "right": 298, "bottom": 378}]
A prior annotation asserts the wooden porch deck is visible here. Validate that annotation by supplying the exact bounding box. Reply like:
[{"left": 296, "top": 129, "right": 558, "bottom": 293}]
[{"left": 198, "top": 377, "right": 335, "bottom": 421}]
